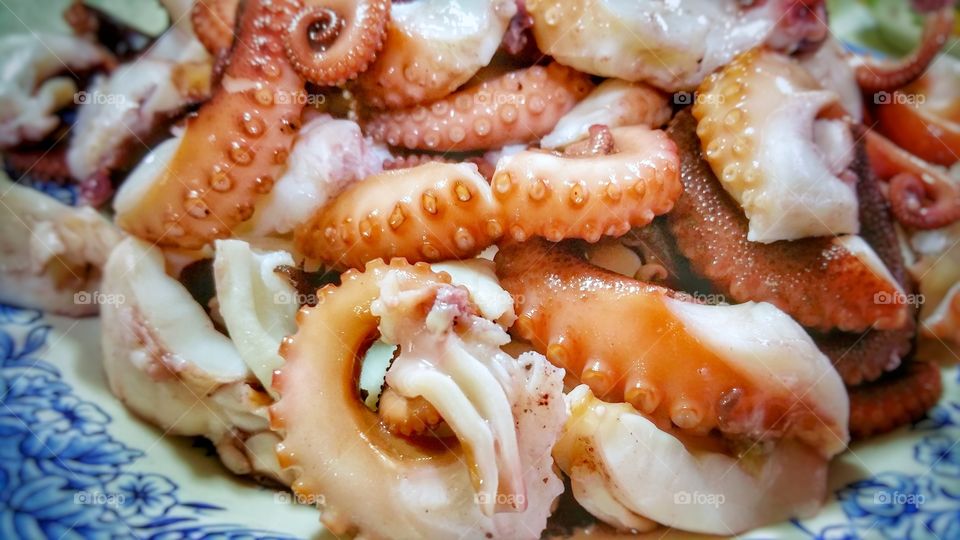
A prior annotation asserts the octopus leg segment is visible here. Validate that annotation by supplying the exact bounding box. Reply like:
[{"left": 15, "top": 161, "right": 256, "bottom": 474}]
[
  {"left": 283, "top": 0, "right": 390, "bottom": 86},
  {"left": 296, "top": 126, "right": 681, "bottom": 269},
  {"left": 354, "top": 0, "right": 517, "bottom": 109},
  {"left": 378, "top": 387, "right": 443, "bottom": 436},
  {"left": 364, "top": 63, "right": 593, "bottom": 152},
  {"left": 191, "top": 0, "right": 239, "bottom": 56},
  {"left": 854, "top": 5, "right": 954, "bottom": 94},
  {"left": 848, "top": 360, "right": 942, "bottom": 439},
  {"left": 116, "top": 0, "right": 389, "bottom": 248},
  {"left": 494, "top": 238, "right": 848, "bottom": 454},
  {"left": 270, "top": 259, "right": 566, "bottom": 539},
  {"left": 865, "top": 129, "right": 960, "bottom": 229},
  {"left": 666, "top": 110, "right": 908, "bottom": 333}
]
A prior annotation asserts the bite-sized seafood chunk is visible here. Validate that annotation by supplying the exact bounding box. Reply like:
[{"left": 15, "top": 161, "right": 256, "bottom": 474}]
[
  {"left": 496, "top": 239, "right": 848, "bottom": 534},
  {"left": 0, "top": 173, "right": 121, "bottom": 316},
  {"left": 669, "top": 111, "right": 908, "bottom": 333},
  {"left": 213, "top": 239, "right": 298, "bottom": 397},
  {"left": 875, "top": 53, "right": 960, "bottom": 168},
  {"left": 525, "top": 0, "right": 786, "bottom": 91},
  {"left": 364, "top": 62, "right": 593, "bottom": 152},
  {"left": 798, "top": 37, "right": 863, "bottom": 122},
  {"left": 555, "top": 386, "right": 838, "bottom": 534},
  {"left": 66, "top": 18, "right": 212, "bottom": 184},
  {"left": 296, "top": 125, "right": 680, "bottom": 268},
  {"left": 355, "top": 0, "right": 517, "bottom": 109},
  {"left": 540, "top": 79, "right": 671, "bottom": 149},
  {"left": 0, "top": 33, "right": 109, "bottom": 148},
  {"left": 271, "top": 260, "right": 566, "bottom": 539},
  {"left": 238, "top": 113, "right": 391, "bottom": 238},
  {"left": 100, "top": 237, "right": 290, "bottom": 484},
  {"left": 694, "top": 48, "right": 859, "bottom": 242},
  {"left": 116, "top": 0, "right": 389, "bottom": 248}
]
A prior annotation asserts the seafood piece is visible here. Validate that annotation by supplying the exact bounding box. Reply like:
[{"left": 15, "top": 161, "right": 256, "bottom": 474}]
[
  {"left": 213, "top": 239, "right": 297, "bottom": 396},
  {"left": 191, "top": 0, "right": 239, "bottom": 55},
  {"left": 848, "top": 360, "right": 942, "bottom": 439},
  {"left": 296, "top": 126, "right": 680, "bottom": 269},
  {"left": 238, "top": 113, "right": 391, "bottom": 238},
  {"left": 496, "top": 240, "right": 848, "bottom": 534},
  {"left": 865, "top": 129, "right": 960, "bottom": 229},
  {"left": 525, "top": 0, "right": 787, "bottom": 91},
  {"left": 0, "top": 172, "right": 121, "bottom": 316},
  {"left": 115, "top": 0, "right": 388, "bottom": 248},
  {"left": 355, "top": 0, "right": 517, "bottom": 109},
  {"left": 694, "top": 48, "right": 859, "bottom": 242},
  {"left": 66, "top": 24, "right": 212, "bottom": 188},
  {"left": 853, "top": 2, "right": 954, "bottom": 93},
  {"left": 540, "top": 79, "right": 671, "bottom": 149},
  {"left": 101, "top": 237, "right": 290, "bottom": 484},
  {"left": 875, "top": 54, "right": 960, "bottom": 167},
  {"left": 496, "top": 239, "right": 848, "bottom": 452},
  {"left": 798, "top": 36, "right": 864, "bottom": 122},
  {"left": 667, "top": 110, "right": 907, "bottom": 333},
  {"left": 909, "top": 217, "right": 960, "bottom": 343},
  {"left": 431, "top": 258, "right": 516, "bottom": 327},
  {"left": 555, "top": 386, "right": 840, "bottom": 534},
  {"left": 493, "top": 125, "right": 680, "bottom": 242},
  {"left": 0, "top": 33, "right": 109, "bottom": 148},
  {"left": 364, "top": 63, "right": 593, "bottom": 152},
  {"left": 270, "top": 260, "right": 566, "bottom": 539}
]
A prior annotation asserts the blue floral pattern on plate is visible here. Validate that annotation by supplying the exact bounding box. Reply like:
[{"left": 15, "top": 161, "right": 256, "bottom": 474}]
[{"left": 0, "top": 305, "right": 294, "bottom": 539}]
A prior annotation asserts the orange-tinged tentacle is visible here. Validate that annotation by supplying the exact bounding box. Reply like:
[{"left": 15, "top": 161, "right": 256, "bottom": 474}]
[
  {"left": 296, "top": 126, "right": 681, "bottom": 269},
  {"left": 667, "top": 110, "right": 907, "bottom": 333},
  {"left": 848, "top": 360, "right": 942, "bottom": 439},
  {"left": 378, "top": 387, "right": 443, "bottom": 436},
  {"left": 283, "top": 0, "right": 389, "bottom": 86},
  {"left": 117, "top": 0, "right": 306, "bottom": 248},
  {"left": 492, "top": 125, "right": 680, "bottom": 243},
  {"left": 364, "top": 63, "right": 593, "bottom": 152},
  {"left": 494, "top": 239, "right": 821, "bottom": 444},
  {"left": 191, "top": 0, "right": 239, "bottom": 56}
]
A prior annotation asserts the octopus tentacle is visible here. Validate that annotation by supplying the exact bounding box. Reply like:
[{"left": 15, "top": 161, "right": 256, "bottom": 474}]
[
  {"left": 364, "top": 63, "right": 593, "bottom": 152},
  {"left": 378, "top": 387, "right": 443, "bottom": 436},
  {"left": 854, "top": 5, "right": 954, "bottom": 93},
  {"left": 865, "top": 130, "right": 960, "bottom": 229},
  {"left": 296, "top": 126, "right": 681, "bottom": 269},
  {"left": 191, "top": 0, "right": 239, "bottom": 56},
  {"left": 117, "top": 0, "right": 309, "bottom": 247},
  {"left": 354, "top": 0, "right": 517, "bottom": 110},
  {"left": 283, "top": 0, "right": 389, "bottom": 86},
  {"left": 295, "top": 162, "right": 503, "bottom": 268},
  {"left": 492, "top": 126, "right": 680, "bottom": 243},
  {"left": 271, "top": 258, "right": 566, "bottom": 538},
  {"left": 848, "top": 360, "right": 942, "bottom": 439},
  {"left": 667, "top": 110, "right": 908, "bottom": 333},
  {"left": 382, "top": 154, "right": 494, "bottom": 180},
  {"left": 494, "top": 238, "right": 846, "bottom": 452},
  {"left": 694, "top": 48, "right": 859, "bottom": 242},
  {"left": 816, "top": 144, "right": 918, "bottom": 385}
]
